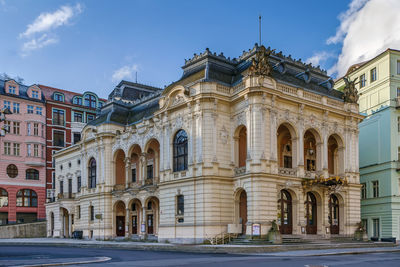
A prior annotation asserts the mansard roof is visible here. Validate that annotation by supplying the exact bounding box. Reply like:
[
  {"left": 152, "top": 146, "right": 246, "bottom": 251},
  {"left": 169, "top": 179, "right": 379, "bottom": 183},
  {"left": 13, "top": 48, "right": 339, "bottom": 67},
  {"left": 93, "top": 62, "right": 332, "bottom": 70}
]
[
  {"left": 0, "top": 79, "right": 45, "bottom": 103},
  {"left": 163, "top": 43, "right": 341, "bottom": 99},
  {"left": 89, "top": 44, "right": 344, "bottom": 128}
]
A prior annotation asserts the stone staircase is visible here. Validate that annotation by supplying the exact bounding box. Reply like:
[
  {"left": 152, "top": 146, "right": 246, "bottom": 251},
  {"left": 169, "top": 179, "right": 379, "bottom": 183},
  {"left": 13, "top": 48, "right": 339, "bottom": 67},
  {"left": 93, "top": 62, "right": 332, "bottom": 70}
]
[{"left": 229, "top": 235, "right": 272, "bottom": 245}]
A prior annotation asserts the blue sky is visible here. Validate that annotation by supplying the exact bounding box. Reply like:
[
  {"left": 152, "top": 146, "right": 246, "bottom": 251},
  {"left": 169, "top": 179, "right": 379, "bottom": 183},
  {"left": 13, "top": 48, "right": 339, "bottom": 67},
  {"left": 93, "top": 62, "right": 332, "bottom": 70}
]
[{"left": 0, "top": 0, "right": 398, "bottom": 98}]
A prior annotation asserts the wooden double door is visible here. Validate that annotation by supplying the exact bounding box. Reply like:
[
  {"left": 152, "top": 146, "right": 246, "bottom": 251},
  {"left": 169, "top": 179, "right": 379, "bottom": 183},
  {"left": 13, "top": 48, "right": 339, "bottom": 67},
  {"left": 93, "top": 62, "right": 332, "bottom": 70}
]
[
  {"left": 239, "top": 191, "right": 247, "bottom": 235},
  {"left": 329, "top": 194, "right": 340, "bottom": 234},
  {"left": 278, "top": 190, "right": 292, "bottom": 234},
  {"left": 305, "top": 192, "right": 317, "bottom": 234}
]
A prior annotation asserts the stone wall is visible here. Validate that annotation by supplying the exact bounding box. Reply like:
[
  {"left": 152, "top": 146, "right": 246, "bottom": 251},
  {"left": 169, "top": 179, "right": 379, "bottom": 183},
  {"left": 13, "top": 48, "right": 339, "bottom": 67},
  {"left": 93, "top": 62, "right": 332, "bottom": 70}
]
[{"left": 0, "top": 221, "right": 46, "bottom": 238}]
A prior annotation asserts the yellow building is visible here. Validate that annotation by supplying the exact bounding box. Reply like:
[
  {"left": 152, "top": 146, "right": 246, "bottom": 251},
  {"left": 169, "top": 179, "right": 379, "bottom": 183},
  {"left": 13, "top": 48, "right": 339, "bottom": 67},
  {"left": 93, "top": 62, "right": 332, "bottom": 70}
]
[{"left": 46, "top": 45, "right": 363, "bottom": 243}]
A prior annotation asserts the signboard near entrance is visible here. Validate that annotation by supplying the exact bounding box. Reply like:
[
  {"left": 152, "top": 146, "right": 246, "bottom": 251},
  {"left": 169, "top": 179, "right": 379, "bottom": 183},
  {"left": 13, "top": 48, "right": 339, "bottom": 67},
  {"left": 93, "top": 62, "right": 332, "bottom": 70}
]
[
  {"left": 252, "top": 223, "right": 260, "bottom": 236},
  {"left": 141, "top": 223, "right": 145, "bottom": 233}
]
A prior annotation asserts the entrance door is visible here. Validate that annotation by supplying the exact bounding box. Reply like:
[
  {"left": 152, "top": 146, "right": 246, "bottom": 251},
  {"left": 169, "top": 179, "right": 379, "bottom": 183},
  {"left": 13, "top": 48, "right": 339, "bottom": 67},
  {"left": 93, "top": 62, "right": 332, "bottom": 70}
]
[
  {"left": 329, "top": 194, "right": 339, "bottom": 234},
  {"left": 239, "top": 191, "right": 247, "bottom": 235},
  {"left": 116, "top": 216, "right": 125, "bottom": 236},
  {"left": 132, "top": 215, "right": 138, "bottom": 234},
  {"left": 147, "top": 214, "right": 154, "bottom": 234},
  {"left": 305, "top": 192, "right": 317, "bottom": 234},
  {"left": 278, "top": 190, "right": 292, "bottom": 234}
]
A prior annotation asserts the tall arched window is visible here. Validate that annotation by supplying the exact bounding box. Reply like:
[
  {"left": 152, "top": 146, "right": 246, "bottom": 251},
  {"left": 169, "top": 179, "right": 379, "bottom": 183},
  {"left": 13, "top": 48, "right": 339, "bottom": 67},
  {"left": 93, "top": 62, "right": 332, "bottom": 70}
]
[
  {"left": 26, "top": 169, "right": 39, "bottom": 180},
  {"left": 88, "top": 158, "right": 97, "bottom": 189},
  {"left": 238, "top": 127, "right": 247, "bottom": 168},
  {"left": 173, "top": 129, "right": 188, "bottom": 172},
  {"left": 16, "top": 189, "right": 37, "bottom": 207},
  {"left": 0, "top": 188, "right": 8, "bottom": 207}
]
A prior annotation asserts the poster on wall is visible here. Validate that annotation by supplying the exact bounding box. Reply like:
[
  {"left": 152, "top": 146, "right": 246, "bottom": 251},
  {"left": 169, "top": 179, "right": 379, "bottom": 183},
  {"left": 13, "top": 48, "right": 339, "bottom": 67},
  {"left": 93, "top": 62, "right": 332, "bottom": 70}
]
[{"left": 141, "top": 223, "right": 145, "bottom": 233}]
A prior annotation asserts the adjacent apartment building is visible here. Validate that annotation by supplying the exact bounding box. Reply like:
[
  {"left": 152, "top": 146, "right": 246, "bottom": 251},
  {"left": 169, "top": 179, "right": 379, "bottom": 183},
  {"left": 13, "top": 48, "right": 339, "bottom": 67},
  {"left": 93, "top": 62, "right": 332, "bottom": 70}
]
[
  {"left": 47, "top": 44, "right": 363, "bottom": 243},
  {"left": 0, "top": 79, "right": 46, "bottom": 224},
  {"left": 335, "top": 48, "right": 400, "bottom": 240},
  {"left": 38, "top": 85, "right": 106, "bottom": 202}
]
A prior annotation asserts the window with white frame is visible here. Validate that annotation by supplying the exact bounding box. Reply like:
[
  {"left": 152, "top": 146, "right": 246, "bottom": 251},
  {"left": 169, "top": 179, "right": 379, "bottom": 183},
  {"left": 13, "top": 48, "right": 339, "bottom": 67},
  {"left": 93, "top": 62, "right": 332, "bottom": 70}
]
[
  {"left": 27, "top": 144, "right": 31, "bottom": 157},
  {"left": 34, "top": 144, "right": 39, "bottom": 157},
  {"left": 32, "top": 90, "right": 39, "bottom": 98},
  {"left": 27, "top": 105, "right": 34, "bottom": 114},
  {"left": 13, "top": 122, "right": 20, "bottom": 135},
  {"left": 370, "top": 67, "right": 377, "bottom": 82},
  {"left": 8, "top": 86, "right": 16, "bottom": 94},
  {"left": 360, "top": 74, "right": 366, "bottom": 88},
  {"left": 35, "top": 107, "right": 42, "bottom": 115},
  {"left": 372, "top": 180, "right": 379, "bottom": 198},
  {"left": 12, "top": 102, "right": 19, "bottom": 113},
  {"left": 27, "top": 123, "right": 31, "bottom": 135},
  {"left": 13, "top": 143, "right": 20, "bottom": 156},
  {"left": 53, "top": 93, "right": 64, "bottom": 102},
  {"left": 3, "top": 101, "right": 11, "bottom": 110},
  {"left": 33, "top": 123, "right": 38, "bottom": 136},
  {"left": 4, "top": 142, "right": 11, "bottom": 155}
]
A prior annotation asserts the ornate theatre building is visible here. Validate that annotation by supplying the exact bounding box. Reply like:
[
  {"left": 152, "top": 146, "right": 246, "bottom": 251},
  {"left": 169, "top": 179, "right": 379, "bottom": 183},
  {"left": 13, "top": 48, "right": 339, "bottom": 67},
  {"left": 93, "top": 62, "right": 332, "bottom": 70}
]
[{"left": 46, "top": 44, "right": 364, "bottom": 243}]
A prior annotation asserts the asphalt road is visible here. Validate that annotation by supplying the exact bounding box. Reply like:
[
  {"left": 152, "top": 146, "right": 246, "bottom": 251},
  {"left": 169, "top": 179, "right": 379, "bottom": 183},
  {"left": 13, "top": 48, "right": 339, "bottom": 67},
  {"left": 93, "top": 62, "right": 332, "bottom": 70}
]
[{"left": 0, "top": 245, "right": 400, "bottom": 266}]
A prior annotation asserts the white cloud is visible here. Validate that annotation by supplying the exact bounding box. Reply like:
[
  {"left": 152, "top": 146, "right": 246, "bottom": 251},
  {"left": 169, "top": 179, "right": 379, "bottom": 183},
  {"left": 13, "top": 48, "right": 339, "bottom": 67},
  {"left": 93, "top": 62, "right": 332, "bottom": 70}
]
[
  {"left": 21, "top": 34, "right": 58, "bottom": 56},
  {"left": 19, "top": 3, "right": 83, "bottom": 56},
  {"left": 328, "top": 0, "right": 400, "bottom": 76},
  {"left": 112, "top": 64, "right": 139, "bottom": 83},
  {"left": 306, "top": 51, "right": 335, "bottom": 67},
  {"left": 20, "top": 3, "right": 82, "bottom": 38}
]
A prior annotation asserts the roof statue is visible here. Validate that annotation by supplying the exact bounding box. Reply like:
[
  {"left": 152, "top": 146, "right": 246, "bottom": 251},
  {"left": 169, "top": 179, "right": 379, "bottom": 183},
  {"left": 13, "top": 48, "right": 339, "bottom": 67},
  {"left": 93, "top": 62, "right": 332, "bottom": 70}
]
[
  {"left": 342, "top": 76, "right": 359, "bottom": 103},
  {"left": 248, "top": 45, "right": 274, "bottom": 77}
]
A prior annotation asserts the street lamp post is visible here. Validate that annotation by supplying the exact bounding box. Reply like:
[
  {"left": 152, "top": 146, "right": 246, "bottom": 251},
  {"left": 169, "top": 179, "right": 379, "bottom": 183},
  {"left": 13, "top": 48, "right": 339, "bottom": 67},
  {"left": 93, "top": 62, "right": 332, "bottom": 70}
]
[{"left": 0, "top": 108, "right": 12, "bottom": 136}]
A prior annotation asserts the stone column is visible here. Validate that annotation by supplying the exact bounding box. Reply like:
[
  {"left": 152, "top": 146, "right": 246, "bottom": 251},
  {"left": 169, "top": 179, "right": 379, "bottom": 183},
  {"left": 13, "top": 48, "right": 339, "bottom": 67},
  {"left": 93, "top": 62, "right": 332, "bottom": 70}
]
[
  {"left": 270, "top": 111, "right": 277, "bottom": 161},
  {"left": 140, "top": 153, "right": 147, "bottom": 186},
  {"left": 125, "top": 208, "right": 130, "bottom": 238},
  {"left": 68, "top": 214, "right": 72, "bottom": 238},
  {"left": 125, "top": 157, "right": 131, "bottom": 189},
  {"left": 142, "top": 206, "right": 146, "bottom": 237}
]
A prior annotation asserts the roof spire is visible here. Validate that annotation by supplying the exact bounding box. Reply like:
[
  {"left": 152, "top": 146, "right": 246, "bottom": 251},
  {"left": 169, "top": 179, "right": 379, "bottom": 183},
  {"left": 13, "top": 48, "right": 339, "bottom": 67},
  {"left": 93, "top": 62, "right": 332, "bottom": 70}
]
[{"left": 259, "top": 14, "right": 262, "bottom": 46}]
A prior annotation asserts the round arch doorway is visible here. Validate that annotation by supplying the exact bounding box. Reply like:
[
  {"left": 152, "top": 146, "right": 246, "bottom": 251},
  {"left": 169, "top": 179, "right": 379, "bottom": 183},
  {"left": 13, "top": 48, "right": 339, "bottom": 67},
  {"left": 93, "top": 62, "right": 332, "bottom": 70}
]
[
  {"left": 305, "top": 192, "right": 317, "bottom": 234},
  {"left": 277, "top": 189, "right": 292, "bottom": 234},
  {"left": 329, "top": 194, "right": 340, "bottom": 234}
]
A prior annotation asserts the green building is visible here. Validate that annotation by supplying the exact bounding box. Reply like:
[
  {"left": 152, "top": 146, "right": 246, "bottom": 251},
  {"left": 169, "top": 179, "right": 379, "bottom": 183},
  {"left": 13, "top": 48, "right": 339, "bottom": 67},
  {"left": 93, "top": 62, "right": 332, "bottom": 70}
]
[{"left": 335, "top": 49, "right": 400, "bottom": 240}]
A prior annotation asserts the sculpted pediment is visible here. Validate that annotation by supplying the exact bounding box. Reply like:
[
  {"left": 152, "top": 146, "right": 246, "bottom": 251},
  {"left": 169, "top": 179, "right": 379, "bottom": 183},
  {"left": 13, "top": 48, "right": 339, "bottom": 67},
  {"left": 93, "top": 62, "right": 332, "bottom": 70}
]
[{"left": 159, "top": 85, "right": 190, "bottom": 111}]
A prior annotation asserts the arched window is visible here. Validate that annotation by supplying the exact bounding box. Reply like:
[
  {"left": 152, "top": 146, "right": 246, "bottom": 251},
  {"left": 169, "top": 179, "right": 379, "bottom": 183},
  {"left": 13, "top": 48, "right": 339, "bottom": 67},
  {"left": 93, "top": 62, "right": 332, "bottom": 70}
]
[
  {"left": 0, "top": 188, "right": 8, "bottom": 207},
  {"left": 16, "top": 189, "right": 37, "bottom": 207},
  {"left": 84, "top": 94, "right": 97, "bottom": 108},
  {"left": 88, "top": 158, "right": 96, "bottom": 189},
  {"left": 72, "top": 96, "right": 82, "bottom": 105},
  {"left": 173, "top": 129, "right": 188, "bottom": 172},
  {"left": 26, "top": 169, "right": 39, "bottom": 180}
]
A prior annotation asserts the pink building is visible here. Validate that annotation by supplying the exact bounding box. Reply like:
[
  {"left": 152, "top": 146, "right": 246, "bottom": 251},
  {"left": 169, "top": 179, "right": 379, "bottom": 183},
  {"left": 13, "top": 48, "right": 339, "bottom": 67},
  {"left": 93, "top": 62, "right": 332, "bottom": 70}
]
[{"left": 0, "top": 79, "right": 46, "bottom": 224}]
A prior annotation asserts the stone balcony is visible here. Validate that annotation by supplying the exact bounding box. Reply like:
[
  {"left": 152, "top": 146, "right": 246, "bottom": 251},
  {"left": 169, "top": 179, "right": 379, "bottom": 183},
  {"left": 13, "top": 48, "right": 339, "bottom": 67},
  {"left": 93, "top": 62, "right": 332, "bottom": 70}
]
[{"left": 57, "top": 192, "right": 75, "bottom": 200}]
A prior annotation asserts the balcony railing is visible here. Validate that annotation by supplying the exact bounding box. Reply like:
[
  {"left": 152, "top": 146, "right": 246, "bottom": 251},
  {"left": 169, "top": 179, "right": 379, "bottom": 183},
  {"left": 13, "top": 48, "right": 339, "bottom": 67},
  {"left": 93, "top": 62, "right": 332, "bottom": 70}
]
[
  {"left": 278, "top": 167, "right": 297, "bottom": 176},
  {"left": 57, "top": 192, "right": 75, "bottom": 200}
]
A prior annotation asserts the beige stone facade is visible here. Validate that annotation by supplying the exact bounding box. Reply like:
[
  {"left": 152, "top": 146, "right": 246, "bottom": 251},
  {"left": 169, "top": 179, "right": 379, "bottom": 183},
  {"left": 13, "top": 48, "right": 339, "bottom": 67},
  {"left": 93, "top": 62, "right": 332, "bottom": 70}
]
[{"left": 46, "top": 46, "right": 364, "bottom": 243}]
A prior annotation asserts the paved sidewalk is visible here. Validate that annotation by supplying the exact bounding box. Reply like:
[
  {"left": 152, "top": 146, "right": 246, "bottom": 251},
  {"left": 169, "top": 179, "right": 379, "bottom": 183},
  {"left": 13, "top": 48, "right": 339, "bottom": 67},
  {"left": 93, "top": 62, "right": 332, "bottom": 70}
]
[{"left": 0, "top": 238, "right": 398, "bottom": 255}]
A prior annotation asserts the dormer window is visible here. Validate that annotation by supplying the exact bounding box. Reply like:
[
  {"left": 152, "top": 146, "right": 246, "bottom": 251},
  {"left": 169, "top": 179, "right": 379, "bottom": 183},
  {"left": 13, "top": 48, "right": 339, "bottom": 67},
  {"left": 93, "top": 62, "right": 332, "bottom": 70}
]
[
  {"left": 32, "top": 90, "right": 39, "bottom": 99},
  {"left": 9, "top": 86, "right": 16, "bottom": 94},
  {"left": 98, "top": 102, "right": 103, "bottom": 108},
  {"left": 84, "top": 94, "right": 96, "bottom": 108},
  {"left": 53, "top": 93, "right": 64, "bottom": 102},
  {"left": 73, "top": 97, "right": 82, "bottom": 105}
]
